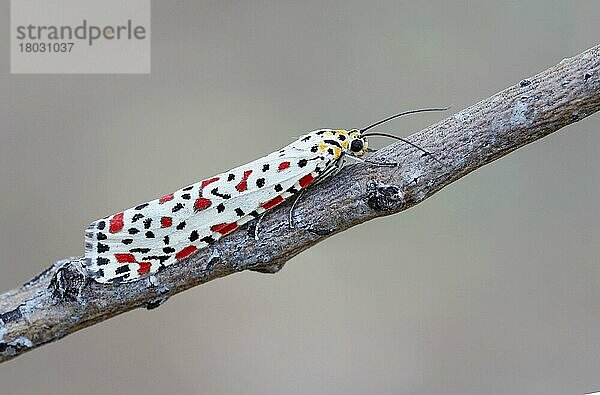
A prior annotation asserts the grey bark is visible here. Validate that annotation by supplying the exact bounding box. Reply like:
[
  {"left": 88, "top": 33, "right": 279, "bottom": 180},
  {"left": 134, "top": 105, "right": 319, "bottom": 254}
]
[{"left": 1, "top": 45, "right": 599, "bottom": 363}]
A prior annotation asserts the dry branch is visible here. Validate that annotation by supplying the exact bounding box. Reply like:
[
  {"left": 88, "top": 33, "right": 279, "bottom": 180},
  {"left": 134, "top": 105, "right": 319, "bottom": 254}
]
[{"left": 1, "top": 45, "right": 599, "bottom": 363}]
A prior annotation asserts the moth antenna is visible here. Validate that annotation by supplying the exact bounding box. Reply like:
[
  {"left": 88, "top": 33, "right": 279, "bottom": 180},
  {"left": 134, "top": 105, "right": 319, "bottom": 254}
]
[
  {"left": 363, "top": 159, "right": 399, "bottom": 167},
  {"left": 360, "top": 107, "right": 449, "bottom": 133},
  {"left": 347, "top": 154, "right": 398, "bottom": 167},
  {"left": 362, "top": 132, "right": 447, "bottom": 167}
]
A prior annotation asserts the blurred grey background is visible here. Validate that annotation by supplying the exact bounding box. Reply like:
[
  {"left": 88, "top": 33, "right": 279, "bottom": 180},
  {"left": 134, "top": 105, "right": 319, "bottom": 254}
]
[{"left": 1, "top": 1, "right": 599, "bottom": 394}]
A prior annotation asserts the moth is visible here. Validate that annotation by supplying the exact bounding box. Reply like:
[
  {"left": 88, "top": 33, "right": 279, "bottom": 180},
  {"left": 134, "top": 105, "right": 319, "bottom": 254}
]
[{"left": 84, "top": 109, "right": 445, "bottom": 283}]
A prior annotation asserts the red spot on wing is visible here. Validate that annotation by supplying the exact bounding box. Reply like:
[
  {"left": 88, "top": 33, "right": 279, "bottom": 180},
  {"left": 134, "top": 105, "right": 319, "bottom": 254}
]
[
  {"left": 235, "top": 170, "right": 253, "bottom": 192},
  {"left": 211, "top": 223, "right": 226, "bottom": 232},
  {"left": 159, "top": 193, "right": 174, "bottom": 204},
  {"left": 161, "top": 217, "right": 172, "bottom": 228},
  {"left": 137, "top": 262, "right": 151, "bottom": 275},
  {"left": 194, "top": 197, "right": 212, "bottom": 211},
  {"left": 278, "top": 161, "right": 291, "bottom": 171},
  {"left": 201, "top": 177, "right": 219, "bottom": 188},
  {"left": 210, "top": 222, "right": 238, "bottom": 235},
  {"left": 115, "top": 253, "right": 136, "bottom": 263},
  {"left": 299, "top": 174, "right": 314, "bottom": 188},
  {"left": 175, "top": 245, "right": 197, "bottom": 260},
  {"left": 261, "top": 196, "right": 284, "bottom": 210},
  {"left": 109, "top": 212, "right": 124, "bottom": 233}
]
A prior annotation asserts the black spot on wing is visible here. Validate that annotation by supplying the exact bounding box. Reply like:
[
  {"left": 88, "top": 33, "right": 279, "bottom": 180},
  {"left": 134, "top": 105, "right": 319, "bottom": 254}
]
[
  {"left": 142, "top": 255, "right": 170, "bottom": 264},
  {"left": 122, "top": 238, "right": 133, "bottom": 245},
  {"left": 176, "top": 221, "right": 186, "bottom": 230},
  {"left": 163, "top": 247, "right": 175, "bottom": 254},
  {"left": 135, "top": 203, "right": 149, "bottom": 210},
  {"left": 216, "top": 203, "right": 225, "bottom": 213},
  {"left": 145, "top": 231, "right": 155, "bottom": 238},
  {"left": 201, "top": 235, "right": 215, "bottom": 244},
  {"left": 181, "top": 193, "right": 191, "bottom": 200},
  {"left": 249, "top": 210, "right": 260, "bottom": 218},
  {"left": 172, "top": 203, "right": 185, "bottom": 213},
  {"left": 227, "top": 173, "right": 235, "bottom": 181},
  {"left": 128, "top": 228, "right": 139, "bottom": 235},
  {"left": 298, "top": 159, "right": 308, "bottom": 167},
  {"left": 96, "top": 232, "right": 107, "bottom": 240},
  {"left": 235, "top": 208, "right": 244, "bottom": 217},
  {"left": 132, "top": 213, "right": 144, "bottom": 222},
  {"left": 163, "top": 235, "right": 170, "bottom": 245},
  {"left": 143, "top": 218, "right": 152, "bottom": 229},
  {"left": 256, "top": 178, "right": 265, "bottom": 188},
  {"left": 262, "top": 164, "right": 270, "bottom": 172},
  {"left": 130, "top": 247, "right": 151, "bottom": 253},
  {"left": 97, "top": 257, "right": 110, "bottom": 266},
  {"left": 274, "top": 184, "right": 283, "bottom": 192},
  {"left": 109, "top": 274, "right": 130, "bottom": 283},
  {"left": 189, "top": 230, "right": 199, "bottom": 242},
  {"left": 211, "top": 187, "right": 231, "bottom": 199},
  {"left": 182, "top": 185, "right": 194, "bottom": 191},
  {"left": 97, "top": 243, "right": 109, "bottom": 253},
  {"left": 96, "top": 221, "right": 106, "bottom": 230},
  {"left": 115, "top": 265, "right": 130, "bottom": 274}
]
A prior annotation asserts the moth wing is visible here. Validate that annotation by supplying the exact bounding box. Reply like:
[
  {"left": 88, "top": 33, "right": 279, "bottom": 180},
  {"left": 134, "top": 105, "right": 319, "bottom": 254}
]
[{"left": 85, "top": 148, "right": 327, "bottom": 283}]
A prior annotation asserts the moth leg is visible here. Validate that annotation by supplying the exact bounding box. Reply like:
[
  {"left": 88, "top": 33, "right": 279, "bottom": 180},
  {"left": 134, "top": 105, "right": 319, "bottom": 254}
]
[
  {"left": 253, "top": 211, "right": 268, "bottom": 241},
  {"left": 288, "top": 190, "right": 333, "bottom": 236},
  {"left": 289, "top": 162, "right": 341, "bottom": 230},
  {"left": 288, "top": 161, "right": 341, "bottom": 229},
  {"left": 288, "top": 189, "right": 306, "bottom": 229}
]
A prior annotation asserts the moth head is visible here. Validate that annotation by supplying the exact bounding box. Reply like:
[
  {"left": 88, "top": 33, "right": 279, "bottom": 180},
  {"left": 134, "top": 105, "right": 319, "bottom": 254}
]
[{"left": 346, "top": 129, "right": 368, "bottom": 158}]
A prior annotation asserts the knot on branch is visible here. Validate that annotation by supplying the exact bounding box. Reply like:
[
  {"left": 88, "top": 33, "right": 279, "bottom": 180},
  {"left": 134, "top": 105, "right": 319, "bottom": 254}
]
[
  {"left": 367, "top": 182, "right": 404, "bottom": 212},
  {"left": 48, "top": 260, "right": 86, "bottom": 303}
]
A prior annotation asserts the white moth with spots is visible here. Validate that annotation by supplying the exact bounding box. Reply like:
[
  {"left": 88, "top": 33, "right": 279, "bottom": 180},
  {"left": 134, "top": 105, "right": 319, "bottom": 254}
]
[
  {"left": 84, "top": 129, "right": 370, "bottom": 283},
  {"left": 84, "top": 109, "right": 445, "bottom": 283}
]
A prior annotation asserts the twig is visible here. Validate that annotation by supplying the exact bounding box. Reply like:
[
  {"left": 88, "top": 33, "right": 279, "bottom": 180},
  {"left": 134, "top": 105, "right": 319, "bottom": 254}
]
[{"left": 1, "top": 44, "right": 599, "bottom": 363}]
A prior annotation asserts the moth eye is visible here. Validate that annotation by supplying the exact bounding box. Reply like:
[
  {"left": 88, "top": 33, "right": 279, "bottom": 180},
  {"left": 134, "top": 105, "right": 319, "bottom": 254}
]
[{"left": 350, "top": 139, "right": 364, "bottom": 153}]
